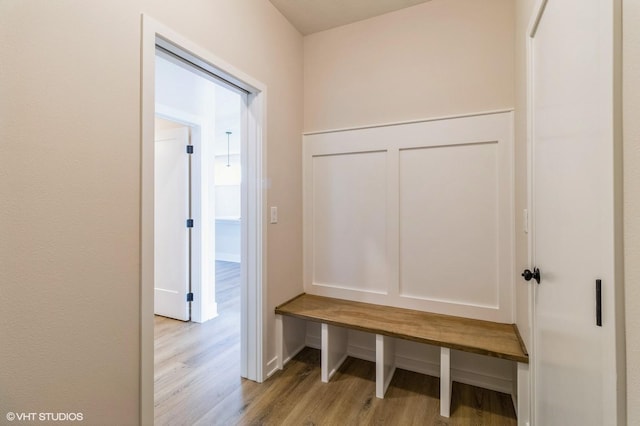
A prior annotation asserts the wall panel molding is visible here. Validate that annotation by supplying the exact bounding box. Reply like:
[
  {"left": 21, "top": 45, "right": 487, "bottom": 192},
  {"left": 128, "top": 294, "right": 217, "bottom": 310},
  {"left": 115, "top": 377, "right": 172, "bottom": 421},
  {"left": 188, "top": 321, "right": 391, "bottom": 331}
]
[{"left": 303, "top": 111, "right": 514, "bottom": 322}]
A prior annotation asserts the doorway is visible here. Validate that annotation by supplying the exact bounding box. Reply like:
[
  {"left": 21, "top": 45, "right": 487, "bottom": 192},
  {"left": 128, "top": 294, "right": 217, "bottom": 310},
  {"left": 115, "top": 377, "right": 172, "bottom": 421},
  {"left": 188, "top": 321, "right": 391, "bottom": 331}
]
[
  {"left": 153, "top": 50, "right": 246, "bottom": 324},
  {"left": 153, "top": 120, "right": 192, "bottom": 321},
  {"left": 141, "top": 16, "right": 267, "bottom": 425}
]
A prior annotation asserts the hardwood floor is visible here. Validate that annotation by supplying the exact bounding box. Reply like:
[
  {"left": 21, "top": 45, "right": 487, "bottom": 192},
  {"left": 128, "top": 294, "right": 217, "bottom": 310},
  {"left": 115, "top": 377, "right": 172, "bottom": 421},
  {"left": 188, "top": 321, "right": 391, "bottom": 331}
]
[
  {"left": 155, "top": 261, "right": 241, "bottom": 425},
  {"left": 155, "top": 261, "right": 517, "bottom": 425}
]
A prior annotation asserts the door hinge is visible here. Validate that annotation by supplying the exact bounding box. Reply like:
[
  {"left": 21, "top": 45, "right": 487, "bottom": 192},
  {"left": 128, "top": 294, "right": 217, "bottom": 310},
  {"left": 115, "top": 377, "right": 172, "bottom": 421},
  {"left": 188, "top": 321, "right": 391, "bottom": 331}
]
[
  {"left": 596, "top": 279, "right": 602, "bottom": 327},
  {"left": 186, "top": 145, "right": 194, "bottom": 154},
  {"left": 186, "top": 219, "right": 194, "bottom": 228},
  {"left": 186, "top": 292, "right": 194, "bottom": 302}
]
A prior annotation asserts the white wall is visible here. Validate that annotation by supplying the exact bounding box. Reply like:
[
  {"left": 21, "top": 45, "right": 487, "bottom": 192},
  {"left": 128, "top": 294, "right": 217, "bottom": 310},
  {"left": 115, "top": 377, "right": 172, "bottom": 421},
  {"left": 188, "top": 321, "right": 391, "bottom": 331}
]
[
  {"left": 211, "top": 84, "right": 242, "bottom": 264},
  {"left": 156, "top": 117, "right": 184, "bottom": 130},
  {"left": 623, "top": 0, "right": 640, "bottom": 423},
  {"left": 0, "top": 0, "right": 303, "bottom": 423},
  {"left": 303, "top": 0, "right": 515, "bottom": 132},
  {"left": 213, "top": 88, "right": 242, "bottom": 221},
  {"left": 156, "top": 54, "right": 217, "bottom": 121}
]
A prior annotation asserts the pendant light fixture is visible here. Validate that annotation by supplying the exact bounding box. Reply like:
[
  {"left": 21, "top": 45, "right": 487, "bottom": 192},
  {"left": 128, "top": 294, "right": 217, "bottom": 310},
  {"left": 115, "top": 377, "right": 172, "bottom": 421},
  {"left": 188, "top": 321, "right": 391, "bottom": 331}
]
[{"left": 225, "top": 131, "right": 232, "bottom": 167}]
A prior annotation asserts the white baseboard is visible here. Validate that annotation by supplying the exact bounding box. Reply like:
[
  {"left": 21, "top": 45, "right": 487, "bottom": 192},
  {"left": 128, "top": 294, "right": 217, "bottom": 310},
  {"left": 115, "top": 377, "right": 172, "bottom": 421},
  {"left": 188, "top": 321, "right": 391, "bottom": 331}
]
[
  {"left": 269, "top": 343, "right": 306, "bottom": 379},
  {"left": 306, "top": 333, "right": 321, "bottom": 350},
  {"left": 192, "top": 302, "right": 218, "bottom": 323},
  {"left": 266, "top": 356, "right": 279, "bottom": 378},
  {"left": 347, "top": 343, "right": 376, "bottom": 362},
  {"left": 327, "top": 353, "right": 349, "bottom": 380},
  {"left": 284, "top": 343, "right": 306, "bottom": 366},
  {"left": 383, "top": 366, "right": 397, "bottom": 396},
  {"left": 396, "top": 351, "right": 512, "bottom": 394},
  {"left": 395, "top": 353, "right": 440, "bottom": 378},
  {"left": 452, "top": 366, "right": 513, "bottom": 395}
]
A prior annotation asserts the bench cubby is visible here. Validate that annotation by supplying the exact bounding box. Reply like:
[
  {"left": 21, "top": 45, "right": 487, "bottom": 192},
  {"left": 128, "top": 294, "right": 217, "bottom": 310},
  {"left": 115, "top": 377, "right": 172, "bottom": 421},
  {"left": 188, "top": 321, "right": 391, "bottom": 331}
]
[{"left": 275, "top": 293, "right": 528, "bottom": 418}]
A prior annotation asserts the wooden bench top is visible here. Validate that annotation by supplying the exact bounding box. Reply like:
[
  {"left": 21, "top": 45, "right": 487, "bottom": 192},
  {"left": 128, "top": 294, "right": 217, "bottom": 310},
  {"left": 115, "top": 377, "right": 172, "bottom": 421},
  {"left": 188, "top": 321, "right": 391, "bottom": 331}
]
[{"left": 275, "top": 293, "right": 528, "bottom": 364}]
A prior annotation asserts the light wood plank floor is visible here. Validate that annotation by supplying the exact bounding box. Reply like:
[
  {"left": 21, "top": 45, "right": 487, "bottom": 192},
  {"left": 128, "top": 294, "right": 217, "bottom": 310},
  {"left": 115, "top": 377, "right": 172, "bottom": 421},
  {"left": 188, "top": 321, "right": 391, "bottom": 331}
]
[{"left": 155, "top": 261, "right": 517, "bottom": 425}]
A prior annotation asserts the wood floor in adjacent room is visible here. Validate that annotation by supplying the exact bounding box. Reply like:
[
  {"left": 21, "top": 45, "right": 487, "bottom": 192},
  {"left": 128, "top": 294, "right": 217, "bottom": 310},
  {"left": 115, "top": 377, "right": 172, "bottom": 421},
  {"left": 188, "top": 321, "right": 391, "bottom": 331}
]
[{"left": 155, "top": 261, "right": 517, "bottom": 426}]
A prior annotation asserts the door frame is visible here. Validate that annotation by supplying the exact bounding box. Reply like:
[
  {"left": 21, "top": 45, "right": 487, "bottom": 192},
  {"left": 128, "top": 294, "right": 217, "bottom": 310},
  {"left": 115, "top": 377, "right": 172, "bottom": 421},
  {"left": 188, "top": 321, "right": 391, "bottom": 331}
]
[
  {"left": 153, "top": 124, "right": 193, "bottom": 321},
  {"left": 141, "top": 14, "right": 268, "bottom": 425},
  {"left": 525, "top": 0, "right": 625, "bottom": 424},
  {"left": 525, "top": 2, "right": 548, "bottom": 424},
  {"left": 154, "top": 106, "right": 217, "bottom": 323}
]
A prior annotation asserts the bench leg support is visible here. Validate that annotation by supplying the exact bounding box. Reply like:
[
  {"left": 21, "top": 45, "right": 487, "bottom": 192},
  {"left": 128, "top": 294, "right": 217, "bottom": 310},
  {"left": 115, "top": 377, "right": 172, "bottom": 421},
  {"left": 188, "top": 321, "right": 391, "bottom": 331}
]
[
  {"left": 321, "top": 323, "right": 348, "bottom": 383},
  {"left": 276, "top": 314, "right": 284, "bottom": 370},
  {"left": 440, "top": 347, "right": 452, "bottom": 418},
  {"left": 516, "top": 362, "right": 530, "bottom": 426},
  {"left": 375, "top": 334, "right": 396, "bottom": 398}
]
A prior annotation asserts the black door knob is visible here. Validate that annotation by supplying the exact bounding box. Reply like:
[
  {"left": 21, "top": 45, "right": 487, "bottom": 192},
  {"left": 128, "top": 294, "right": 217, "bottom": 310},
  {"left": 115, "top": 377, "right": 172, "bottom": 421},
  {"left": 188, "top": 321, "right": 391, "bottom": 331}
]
[{"left": 522, "top": 267, "right": 541, "bottom": 284}]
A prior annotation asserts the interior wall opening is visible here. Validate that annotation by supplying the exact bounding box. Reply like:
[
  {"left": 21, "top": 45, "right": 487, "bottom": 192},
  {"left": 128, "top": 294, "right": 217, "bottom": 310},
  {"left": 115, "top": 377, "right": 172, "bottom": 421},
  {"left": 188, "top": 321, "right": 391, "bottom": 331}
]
[
  {"left": 152, "top": 46, "right": 249, "bottom": 423},
  {"left": 142, "top": 19, "right": 268, "bottom": 423}
]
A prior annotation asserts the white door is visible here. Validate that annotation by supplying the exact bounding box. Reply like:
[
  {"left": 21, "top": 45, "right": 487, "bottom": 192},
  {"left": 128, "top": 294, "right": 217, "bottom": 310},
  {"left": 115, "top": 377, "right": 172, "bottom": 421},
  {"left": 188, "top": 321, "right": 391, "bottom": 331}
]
[
  {"left": 154, "top": 127, "right": 191, "bottom": 321},
  {"left": 529, "top": 0, "right": 621, "bottom": 424}
]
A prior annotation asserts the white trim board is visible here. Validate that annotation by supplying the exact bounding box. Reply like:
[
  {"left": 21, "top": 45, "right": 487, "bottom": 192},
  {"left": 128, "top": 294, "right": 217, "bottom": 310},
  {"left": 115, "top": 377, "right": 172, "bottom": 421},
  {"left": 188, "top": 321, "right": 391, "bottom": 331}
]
[{"left": 303, "top": 109, "right": 514, "bottom": 136}]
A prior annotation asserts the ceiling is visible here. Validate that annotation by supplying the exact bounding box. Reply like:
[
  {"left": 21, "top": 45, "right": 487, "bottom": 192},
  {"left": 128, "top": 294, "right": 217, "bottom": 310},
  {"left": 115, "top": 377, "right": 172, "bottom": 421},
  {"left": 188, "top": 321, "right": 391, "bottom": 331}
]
[{"left": 269, "top": 0, "right": 432, "bottom": 35}]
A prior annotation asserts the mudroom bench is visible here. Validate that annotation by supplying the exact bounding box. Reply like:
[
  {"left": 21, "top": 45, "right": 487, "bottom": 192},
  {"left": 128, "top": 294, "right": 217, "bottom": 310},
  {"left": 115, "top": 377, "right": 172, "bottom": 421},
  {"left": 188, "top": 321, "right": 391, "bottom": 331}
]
[{"left": 274, "top": 293, "right": 528, "bottom": 418}]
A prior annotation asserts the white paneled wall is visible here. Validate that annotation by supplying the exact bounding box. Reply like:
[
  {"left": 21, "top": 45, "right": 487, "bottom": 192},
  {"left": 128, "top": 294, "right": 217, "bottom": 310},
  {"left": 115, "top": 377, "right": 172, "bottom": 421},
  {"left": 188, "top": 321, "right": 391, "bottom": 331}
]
[
  {"left": 399, "top": 142, "right": 499, "bottom": 308},
  {"left": 312, "top": 151, "right": 388, "bottom": 294},
  {"left": 303, "top": 111, "right": 514, "bottom": 322}
]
